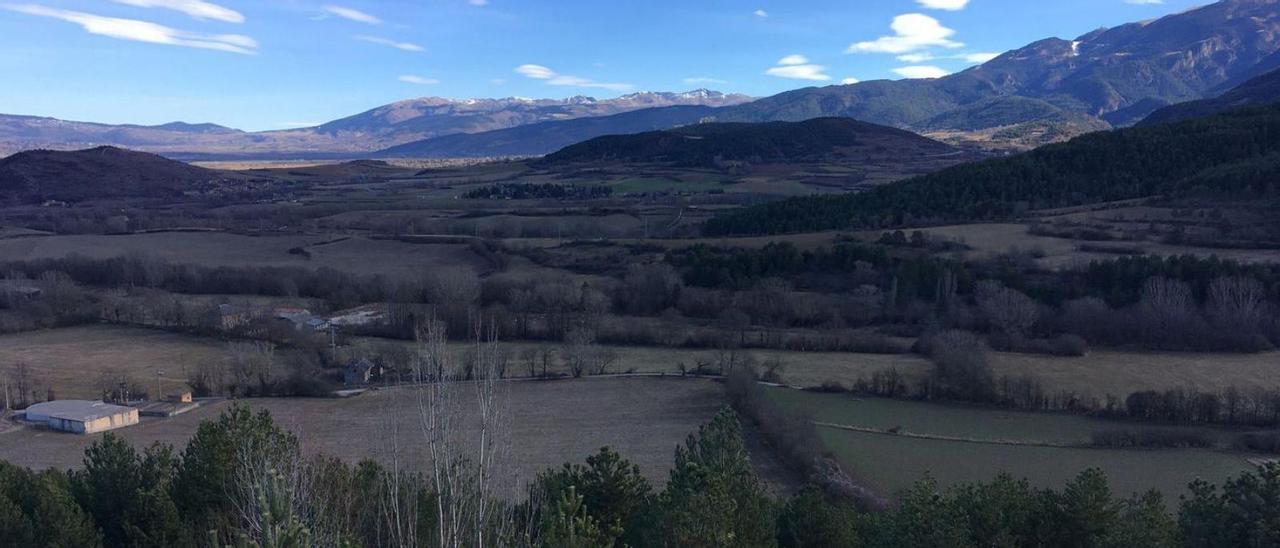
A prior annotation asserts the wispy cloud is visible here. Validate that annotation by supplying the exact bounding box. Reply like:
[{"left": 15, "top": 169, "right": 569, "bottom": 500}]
[
  {"left": 399, "top": 75, "right": 439, "bottom": 85},
  {"left": 841, "top": 77, "right": 860, "bottom": 85},
  {"left": 323, "top": 5, "right": 381, "bottom": 24},
  {"left": 753, "top": 9, "right": 768, "bottom": 17},
  {"left": 514, "top": 64, "right": 634, "bottom": 92},
  {"left": 468, "top": 0, "right": 490, "bottom": 5},
  {"left": 356, "top": 35, "right": 423, "bottom": 52},
  {"left": 684, "top": 76, "right": 728, "bottom": 85},
  {"left": 111, "top": 0, "right": 243, "bottom": 23},
  {"left": 848, "top": 13, "right": 962, "bottom": 54},
  {"left": 4, "top": 4, "right": 258, "bottom": 54},
  {"left": 917, "top": 0, "right": 969, "bottom": 10},
  {"left": 893, "top": 65, "right": 950, "bottom": 79}
]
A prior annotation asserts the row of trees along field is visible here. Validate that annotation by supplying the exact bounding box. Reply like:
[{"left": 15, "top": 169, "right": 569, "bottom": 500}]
[
  {"left": 703, "top": 104, "right": 1280, "bottom": 236},
  {"left": 2, "top": 403, "right": 1278, "bottom": 547}
]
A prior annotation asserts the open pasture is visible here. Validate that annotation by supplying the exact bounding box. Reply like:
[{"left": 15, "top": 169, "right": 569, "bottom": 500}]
[
  {"left": 852, "top": 223, "right": 1280, "bottom": 269},
  {"left": 768, "top": 388, "right": 1260, "bottom": 497},
  {"left": 0, "top": 325, "right": 228, "bottom": 399},
  {"left": 0, "top": 377, "right": 726, "bottom": 489}
]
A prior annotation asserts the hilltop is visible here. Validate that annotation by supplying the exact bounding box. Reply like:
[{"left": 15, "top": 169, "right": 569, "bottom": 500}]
[
  {"left": 538, "top": 117, "right": 959, "bottom": 168},
  {"left": 0, "top": 146, "right": 227, "bottom": 205}
]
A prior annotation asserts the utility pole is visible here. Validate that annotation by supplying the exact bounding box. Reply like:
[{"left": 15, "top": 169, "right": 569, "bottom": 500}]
[{"left": 330, "top": 325, "right": 338, "bottom": 364}]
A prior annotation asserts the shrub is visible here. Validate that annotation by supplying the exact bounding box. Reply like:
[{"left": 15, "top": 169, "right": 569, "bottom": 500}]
[{"left": 1090, "top": 429, "right": 1215, "bottom": 449}]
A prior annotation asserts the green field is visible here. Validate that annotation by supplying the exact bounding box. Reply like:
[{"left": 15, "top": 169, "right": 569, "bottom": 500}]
[{"left": 768, "top": 388, "right": 1261, "bottom": 497}]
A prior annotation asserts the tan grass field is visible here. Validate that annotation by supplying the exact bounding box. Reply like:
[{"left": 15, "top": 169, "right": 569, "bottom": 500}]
[
  {"left": 0, "top": 325, "right": 228, "bottom": 399},
  {"left": 866, "top": 223, "right": 1280, "bottom": 268},
  {"left": 0, "top": 377, "right": 725, "bottom": 489}
]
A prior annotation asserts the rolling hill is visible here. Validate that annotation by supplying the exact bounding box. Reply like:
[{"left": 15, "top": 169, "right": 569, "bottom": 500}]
[
  {"left": 1141, "top": 69, "right": 1280, "bottom": 125},
  {"left": 0, "top": 146, "right": 228, "bottom": 205},
  {"left": 537, "top": 117, "right": 959, "bottom": 168},
  {"left": 704, "top": 102, "right": 1280, "bottom": 236}
]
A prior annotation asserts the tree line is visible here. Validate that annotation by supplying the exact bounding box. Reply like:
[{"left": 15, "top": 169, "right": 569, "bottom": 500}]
[{"left": 3, "top": 403, "right": 1279, "bottom": 547}]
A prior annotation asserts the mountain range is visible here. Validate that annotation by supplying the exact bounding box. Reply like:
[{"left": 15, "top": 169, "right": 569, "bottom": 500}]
[
  {"left": 1, "top": 0, "right": 1279, "bottom": 159},
  {"left": 0, "top": 90, "right": 751, "bottom": 158},
  {"left": 702, "top": 0, "right": 1280, "bottom": 151}
]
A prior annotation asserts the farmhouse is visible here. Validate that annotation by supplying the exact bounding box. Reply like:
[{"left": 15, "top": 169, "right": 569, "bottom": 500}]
[{"left": 24, "top": 400, "right": 139, "bottom": 434}]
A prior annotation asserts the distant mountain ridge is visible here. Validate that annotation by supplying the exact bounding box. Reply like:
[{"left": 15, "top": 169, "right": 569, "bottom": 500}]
[
  {"left": 0, "top": 90, "right": 752, "bottom": 158},
  {"left": 708, "top": 0, "right": 1280, "bottom": 150},
  {"left": 376, "top": 105, "right": 719, "bottom": 158}
]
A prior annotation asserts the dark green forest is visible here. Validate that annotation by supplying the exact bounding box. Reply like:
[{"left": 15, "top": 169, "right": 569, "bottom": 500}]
[{"left": 704, "top": 104, "right": 1280, "bottom": 236}]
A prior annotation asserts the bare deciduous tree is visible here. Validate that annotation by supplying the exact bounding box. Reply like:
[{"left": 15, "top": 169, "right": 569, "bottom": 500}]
[
  {"left": 975, "top": 281, "right": 1038, "bottom": 336},
  {"left": 1207, "top": 276, "right": 1266, "bottom": 332}
]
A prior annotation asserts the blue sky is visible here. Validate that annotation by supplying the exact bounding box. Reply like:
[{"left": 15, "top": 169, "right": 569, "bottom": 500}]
[{"left": 0, "top": 0, "right": 1205, "bottom": 131}]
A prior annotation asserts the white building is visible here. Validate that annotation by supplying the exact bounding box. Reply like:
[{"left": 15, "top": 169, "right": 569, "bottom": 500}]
[{"left": 24, "top": 400, "right": 140, "bottom": 434}]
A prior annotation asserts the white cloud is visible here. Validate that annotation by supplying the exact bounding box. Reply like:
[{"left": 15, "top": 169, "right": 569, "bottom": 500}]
[
  {"left": 399, "top": 75, "right": 439, "bottom": 85},
  {"left": 917, "top": 0, "right": 969, "bottom": 10},
  {"left": 897, "top": 51, "right": 999, "bottom": 63},
  {"left": 112, "top": 0, "right": 243, "bottom": 23},
  {"left": 841, "top": 77, "right": 860, "bottom": 85},
  {"left": 893, "top": 65, "right": 950, "bottom": 79},
  {"left": 753, "top": 9, "right": 767, "bottom": 17},
  {"left": 684, "top": 77, "right": 728, "bottom": 85},
  {"left": 355, "top": 35, "right": 423, "bottom": 52},
  {"left": 469, "top": 0, "right": 490, "bottom": 5},
  {"left": 778, "top": 54, "right": 809, "bottom": 66},
  {"left": 323, "top": 5, "right": 381, "bottom": 24},
  {"left": 4, "top": 4, "right": 257, "bottom": 54},
  {"left": 765, "top": 54, "right": 830, "bottom": 81},
  {"left": 848, "top": 13, "right": 962, "bottom": 54},
  {"left": 514, "top": 64, "right": 634, "bottom": 92}
]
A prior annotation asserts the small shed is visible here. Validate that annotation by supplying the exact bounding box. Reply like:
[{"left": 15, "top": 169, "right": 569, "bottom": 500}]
[
  {"left": 24, "top": 401, "right": 139, "bottom": 434},
  {"left": 344, "top": 358, "right": 379, "bottom": 386}
]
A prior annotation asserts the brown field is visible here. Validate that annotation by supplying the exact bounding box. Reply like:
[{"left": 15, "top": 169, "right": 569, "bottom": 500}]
[
  {"left": 0, "top": 325, "right": 228, "bottom": 399},
  {"left": 0, "top": 377, "right": 725, "bottom": 489},
  {"left": 0, "top": 232, "right": 488, "bottom": 280}
]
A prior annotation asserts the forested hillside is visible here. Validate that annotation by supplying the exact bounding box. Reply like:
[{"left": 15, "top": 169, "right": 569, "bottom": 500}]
[
  {"left": 1142, "top": 68, "right": 1280, "bottom": 125},
  {"left": 538, "top": 117, "right": 956, "bottom": 168},
  {"left": 704, "top": 104, "right": 1280, "bottom": 236}
]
